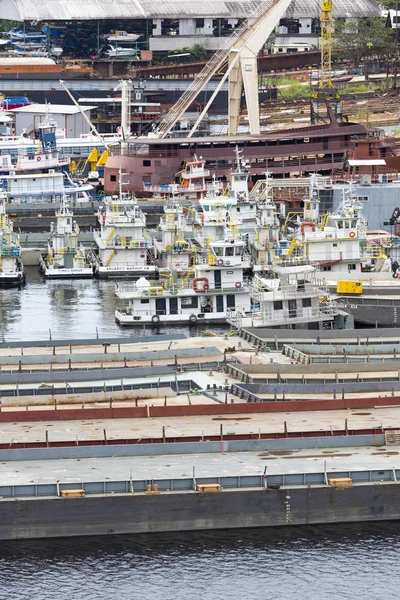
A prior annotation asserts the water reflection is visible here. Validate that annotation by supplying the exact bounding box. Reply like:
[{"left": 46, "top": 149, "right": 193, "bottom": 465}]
[{"left": 0, "top": 267, "right": 229, "bottom": 342}]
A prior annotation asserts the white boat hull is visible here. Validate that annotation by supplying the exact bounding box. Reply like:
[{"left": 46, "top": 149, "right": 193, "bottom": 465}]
[
  {"left": 96, "top": 265, "right": 157, "bottom": 279},
  {"left": 115, "top": 310, "right": 229, "bottom": 327},
  {"left": 0, "top": 270, "right": 25, "bottom": 286},
  {"left": 43, "top": 266, "right": 93, "bottom": 279}
]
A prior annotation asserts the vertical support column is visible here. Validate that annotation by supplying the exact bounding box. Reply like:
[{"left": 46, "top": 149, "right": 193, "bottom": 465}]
[
  {"left": 240, "top": 52, "right": 260, "bottom": 135},
  {"left": 228, "top": 51, "right": 243, "bottom": 135}
]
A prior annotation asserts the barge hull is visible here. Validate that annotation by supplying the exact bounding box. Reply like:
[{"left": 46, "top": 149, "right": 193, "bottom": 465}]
[{"left": 1, "top": 484, "right": 399, "bottom": 540}]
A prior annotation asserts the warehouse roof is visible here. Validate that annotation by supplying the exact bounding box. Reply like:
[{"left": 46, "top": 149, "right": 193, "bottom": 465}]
[
  {"left": 9, "top": 104, "right": 96, "bottom": 114},
  {"left": 0, "top": 0, "right": 380, "bottom": 21}
]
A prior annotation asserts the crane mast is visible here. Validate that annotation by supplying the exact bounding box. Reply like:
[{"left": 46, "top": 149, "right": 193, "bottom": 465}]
[
  {"left": 319, "top": 0, "right": 333, "bottom": 91},
  {"left": 311, "top": 0, "right": 340, "bottom": 124}
]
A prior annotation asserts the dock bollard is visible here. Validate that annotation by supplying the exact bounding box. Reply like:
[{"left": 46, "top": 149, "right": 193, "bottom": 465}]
[{"left": 284, "top": 421, "right": 288, "bottom": 437}]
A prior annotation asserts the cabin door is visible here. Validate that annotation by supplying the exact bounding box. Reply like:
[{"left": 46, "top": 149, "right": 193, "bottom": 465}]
[
  {"left": 156, "top": 298, "right": 167, "bottom": 315},
  {"left": 169, "top": 297, "right": 178, "bottom": 315},
  {"left": 226, "top": 295, "right": 235, "bottom": 309},
  {"left": 288, "top": 299, "right": 297, "bottom": 318},
  {"left": 216, "top": 296, "right": 224, "bottom": 312},
  {"left": 214, "top": 271, "right": 222, "bottom": 290}
]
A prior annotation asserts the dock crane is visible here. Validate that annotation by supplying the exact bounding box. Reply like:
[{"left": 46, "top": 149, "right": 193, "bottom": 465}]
[
  {"left": 311, "top": 0, "right": 340, "bottom": 124},
  {"left": 155, "top": 0, "right": 292, "bottom": 138}
]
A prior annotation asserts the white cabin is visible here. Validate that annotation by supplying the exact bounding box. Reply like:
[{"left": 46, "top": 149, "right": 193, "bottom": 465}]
[
  {"left": 0, "top": 192, "right": 25, "bottom": 285},
  {"left": 40, "top": 198, "right": 92, "bottom": 278},
  {"left": 92, "top": 192, "right": 156, "bottom": 278}
]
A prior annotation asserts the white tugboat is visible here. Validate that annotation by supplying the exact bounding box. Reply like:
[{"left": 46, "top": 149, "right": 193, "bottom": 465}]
[
  {"left": 143, "top": 154, "right": 223, "bottom": 200},
  {"left": 114, "top": 199, "right": 251, "bottom": 326},
  {"left": 154, "top": 201, "right": 196, "bottom": 273},
  {"left": 0, "top": 111, "right": 69, "bottom": 175},
  {"left": 227, "top": 263, "right": 344, "bottom": 330},
  {"left": 39, "top": 197, "right": 92, "bottom": 279},
  {"left": 0, "top": 192, "right": 25, "bottom": 286},
  {"left": 89, "top": 174, "right": 156, "bottom": 279},
  {"left": 0, "top": 112, "right": 94, "bottom": 204},
  {"left": 229, "top": 146, "right": 257, "bottom": 226}
]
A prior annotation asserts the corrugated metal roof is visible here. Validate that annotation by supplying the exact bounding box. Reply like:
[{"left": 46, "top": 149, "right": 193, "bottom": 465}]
[
  {"left": 0, "top": 0, "right": 380, "bottom": 21},
  {"left": 9, "top": 104, "right": 96, "bottom": 114}
]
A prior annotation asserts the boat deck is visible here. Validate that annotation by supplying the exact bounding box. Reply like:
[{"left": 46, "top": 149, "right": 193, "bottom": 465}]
[
  {"left": 0, "top": 445, "right": 398, "bottom": 488},
  {"left": 0, "top": 405, "right": 399, "bottom": 444}
]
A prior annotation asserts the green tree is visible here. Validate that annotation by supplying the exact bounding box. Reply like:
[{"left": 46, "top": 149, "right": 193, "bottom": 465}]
[
  {"left": 0, "top": 19, "right": 22, "bottom": 33},
  {"left": 333, "top": 17, "right": 396, "bottom": 67}
]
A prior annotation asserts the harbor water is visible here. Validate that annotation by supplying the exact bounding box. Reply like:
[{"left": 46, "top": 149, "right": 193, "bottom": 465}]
[
  {"left": 0, "top": 267, "right": 228, "bottom": 342},
  {"left": 1, "top": 524, "right": 400, "bottom": 599},
  {"left": 1, "top": 269, "right": 399, "bottom": 598}
]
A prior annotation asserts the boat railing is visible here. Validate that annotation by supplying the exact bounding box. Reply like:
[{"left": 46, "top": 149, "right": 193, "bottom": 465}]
[
  {"left": 93, "top": 229, "right": 152, "bottom": 248},
  {"left": 250, "top": 280, "right": 328, "bottom": 300},
  {"left": 0, "top": 245, "right": 21, "bottom": 257},
  {"left": 115, "top": 277, "right": 251, "bottom": 298},
  {"left": 143, "top": 181, "right": 222, "bottom": 194},
  {"left": 196, "top": 253, "right": 249, "bottom": 267},
  {"left": 227, "top": 303, "right": 341, "bottom": 328}
]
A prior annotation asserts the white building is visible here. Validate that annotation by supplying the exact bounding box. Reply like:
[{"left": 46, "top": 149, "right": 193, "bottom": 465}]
[{"left": 9, "top": 105, "right": 96, "bottom": 138}]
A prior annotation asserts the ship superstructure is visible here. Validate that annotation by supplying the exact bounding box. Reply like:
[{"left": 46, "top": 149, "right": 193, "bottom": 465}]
[
  {"left": 39, "top": 196, "right": 92, "bottom": 279},
  {"left": 0, "top": 191, "right": 25, "bottom": 285},
  {"left": 90, "top": 172, "right": 156, "bottom": 278}
]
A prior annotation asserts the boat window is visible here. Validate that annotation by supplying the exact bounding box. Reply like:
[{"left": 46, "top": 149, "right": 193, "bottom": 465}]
[
  {"left": 214, "top": 247, "right": 223, "bottom": 256},
  {"left": 273, "top": 301, "right": 283, "bottom": 310},
  {"left": 225, "top": 247, "right": 234, "bottom": 256},
  {"left": 140, "top": 299, "right": 150, "bottom": 304},
  {"left": 302, "top": 298, "right": 312, "bottom": 307},
  {"left": 235, "top": 247, "right": 242, "bottom": 256},
  {"left": 351, "top": 220, "right": 357, "bottom": 228},
  {"left": 344, "top": 220, "right": 350, "bottom": 229},
  {"left": 181, "top": 297, "right": 198, "bottom": 308},
  {"left": 337, "top": 220, "right": 343, "bottom": 229}
]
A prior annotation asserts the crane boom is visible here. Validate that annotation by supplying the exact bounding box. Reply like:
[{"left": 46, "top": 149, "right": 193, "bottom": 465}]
[{"left": 156, "top": 0, "right": 291, "bottom": 138}]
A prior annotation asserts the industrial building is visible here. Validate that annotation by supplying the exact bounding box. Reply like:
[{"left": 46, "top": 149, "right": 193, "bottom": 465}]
[
  {"left": 9, "top": 104, "right": 96, "bottom": 138},
  {"left": 0, "top": 0, "right": 380, "bottom": 54}
]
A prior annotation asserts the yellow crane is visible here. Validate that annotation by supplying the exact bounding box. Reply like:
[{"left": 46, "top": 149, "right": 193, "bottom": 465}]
[
  {"left": 311, "top": 0, "right": 340, "bottom": 124},
  {"left": 319, "top": 0, "right": 334, "bottom": 91}
]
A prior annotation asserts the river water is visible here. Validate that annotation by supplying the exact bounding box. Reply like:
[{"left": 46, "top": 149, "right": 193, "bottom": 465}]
[
  {"left": 1, "top": 270, "right": 398, "bottom": 598},
  {"left": 0, "top": 267, "right": 228, "bottom": 342},
  {"left": 1, "top": 523, "right": 400, "bottom": 599}
]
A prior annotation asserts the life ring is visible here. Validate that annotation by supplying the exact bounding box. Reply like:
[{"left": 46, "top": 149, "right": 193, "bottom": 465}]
[
  {"left": 235, "top": 281, "right": 242, "bottom": 289},
  {"left": 189, "top": 314, "right": 197, "bottom": 323},
  {"left": 349, "top": 231, "right": 356, "bottom": 238},
  {"left": 300, "top": 221, "right": 315, "bottom": 236},
  {"left": 193, "top": 277, "right": 209, "bottom": 293},
  {"left": 151, "top": 314, "right": 160, "bottom": 324},
  {"left": 217, "top": 259, "right": 224, "bottom": 266},
  {"left": 37, "top": 156, "right": 41, "bottom": 162}
]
